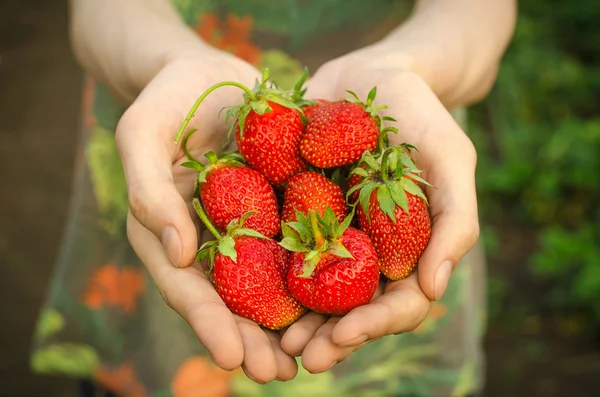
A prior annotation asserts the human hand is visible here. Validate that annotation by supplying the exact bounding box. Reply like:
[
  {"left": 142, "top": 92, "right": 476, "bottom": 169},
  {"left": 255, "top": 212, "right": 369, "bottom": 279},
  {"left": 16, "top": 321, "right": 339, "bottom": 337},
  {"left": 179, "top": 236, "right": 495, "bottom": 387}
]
[
  {"left": 117, "top": 50, "right": 298, "bottom": 383},
  {"left": 280, "top": 43, "right": 480, "bottom": 372}
]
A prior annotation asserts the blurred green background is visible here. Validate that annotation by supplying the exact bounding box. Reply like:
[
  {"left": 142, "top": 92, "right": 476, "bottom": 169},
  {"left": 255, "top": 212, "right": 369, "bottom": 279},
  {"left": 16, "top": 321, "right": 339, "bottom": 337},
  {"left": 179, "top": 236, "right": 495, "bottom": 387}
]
[
  {"left": 470, "top": 1, "right": 600, "bottom": 395},
  {"left": 1, "top": 0, "right": 599, "bottom": 396}
]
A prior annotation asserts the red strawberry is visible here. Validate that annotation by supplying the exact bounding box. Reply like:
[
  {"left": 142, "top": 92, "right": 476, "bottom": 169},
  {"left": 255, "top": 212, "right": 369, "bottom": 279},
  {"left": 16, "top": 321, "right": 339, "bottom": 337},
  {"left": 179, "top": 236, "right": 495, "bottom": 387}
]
[
  {"left": 300, "top": 88, "right": 396, "bottom": 168},
  {"left": 281, "top": 208, "right": 380, "bottom": 316},
  {"left": 175, "top": 69, "right": 307, "bottom": 186},
  {"left": 235, "top": 101, "right": 307, "bottom": 185},
  {"left": 348, "top": 145, "right": 432, "bottom": 280},
  {"left": 184, "top": 151, "right": 280, "bottom": 238},
  {"left": 193, "top": 205, "right": 306, "bottom": 330},
  {"left": 301, "top": 99, "right": 330, "bottom": 119},
  {"left": 282, "top": 171, "right": 347, "bottom": 224}
]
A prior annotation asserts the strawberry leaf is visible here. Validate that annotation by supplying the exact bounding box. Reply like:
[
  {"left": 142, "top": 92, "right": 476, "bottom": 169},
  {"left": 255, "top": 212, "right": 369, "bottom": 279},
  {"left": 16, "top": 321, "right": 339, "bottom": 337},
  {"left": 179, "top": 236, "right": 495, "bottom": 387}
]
[
  {"left": 388, "top": 181, "right": 409, "bottom": 214},
  {"left": 361, "top": 152, "right": 380, "bottom": 171},
  {"left": 279, "top": 237, "right": 310, "bottom": 253},
  {"left": 345, "top": 90, "right": 360, "bottom": 102},
  {"left": 195, "top": 248, "right": 211, "bottom": 262},
  {"left": 377, "top": 185, "right": 397, "bottom": 223},
  {"left": 287, "top": 221, "right": 313, "bottom": 244},
  {"left": 281, "top": 222, "right": 298, "bottom": 239},
  {"left": 300, "top": 253, "right": 321, "bottom": 278},
  {"left": 295, "top": 210, "right": 313, "bottom": 231},
  {"left": 359, "top": 183, "right": 378, "bottom": 220},
  {"left": 233, "top": 106, "right": 253, "bottom": 140},
  {"left": 217, "top": 236, "right": 237, "bottom": 262},
  {"left": 250, "top": 101, "right": 272, "bottom": 115},
  {"left": 401, "top": 177, "right": 428, "bottom": 203},
  {"left": 238, "top": 211, "right": 254, "bottom": 228},
  {"left": 316, "top": 211, "right": 333, "bottom": 237},
  {"left": 293, "top": 68, "right": 308, "bottom": 92},
  {"left": 234, "top": 228, "right": 267, "bottom": 239},
  {"left": 407, "top": 172, "right": 434, "bottom": 188},
  {"left": 180, "top": 161, "right": 204, "bottom": 171},
  {"left": 366, "top": 86, "right": 377, "bottom": 107},
  {"left": 323, "top": 207, "right": 337, "bottom": 226},
  {"left": 350, "top": 167, "right": 369, "bottom": 178},
  {"left": 329, "top": 241, "right": 354, "bottom": 259},
  {"left": 263, "top": 94, "right": 303, "bottom": 112},
  {"left": 338, "top": 206, "right": 355, "bottom": 235},
  {"left": 346, "top": 181, "right": 367, "bottom": 200}
]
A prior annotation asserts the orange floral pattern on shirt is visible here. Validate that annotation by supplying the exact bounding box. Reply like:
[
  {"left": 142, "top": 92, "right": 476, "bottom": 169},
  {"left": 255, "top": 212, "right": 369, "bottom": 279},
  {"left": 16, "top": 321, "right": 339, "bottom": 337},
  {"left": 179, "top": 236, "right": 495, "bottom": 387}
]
[
  {"left": 172, "top": 356, "right": 237, "bottom": 397},
  {"left": 194, "top": 13, "right": 261, "bottom": 65},
  {"left": 96, "top": 362, "right": 147, "bottom": 397},
  {"left": 82, "top": 262, "right": 146, "bottom": 313}
]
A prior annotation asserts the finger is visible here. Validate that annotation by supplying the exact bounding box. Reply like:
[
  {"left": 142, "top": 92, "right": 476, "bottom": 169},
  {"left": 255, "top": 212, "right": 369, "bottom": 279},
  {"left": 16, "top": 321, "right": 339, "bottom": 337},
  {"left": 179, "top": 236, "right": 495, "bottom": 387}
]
[
  {"left": 266, "top": 331, "right": 298, "bottom": 382},
  {"left": 237, "top": 318, "right": 278, "bottom": 384},
  {"left": 417, "top": 192, "right": 480, "bottom": 301},
  {"left": 414, "top": 123, "right": 479, "bottom": 301},
  {"left": 116, "top": 101, "right": 198, "bottom": 268},
  {"left": 301, "top": 317, "right": 355, "bottom": 374},
  {"left": 280, "top": 311, "right": 328, "bottom": 356},
  {"left": 127, "top": 212, "right": 244, "bottom": 370},
  {"left": 331, "top": 274, "right": 431, "bottom": 347},
  {"left": 367, "top": 73, "right": 480, "bottom": 301}
]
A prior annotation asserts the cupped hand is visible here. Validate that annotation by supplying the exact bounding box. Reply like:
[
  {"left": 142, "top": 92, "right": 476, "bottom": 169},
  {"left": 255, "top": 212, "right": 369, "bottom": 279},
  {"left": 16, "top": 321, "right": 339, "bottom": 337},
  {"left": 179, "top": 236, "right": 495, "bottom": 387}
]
[
  {"left": 281, "top": 43, "right": 480, "bottom": 372},
  {"left": 116, "top": 50, "right": 297, "bottom": 383}
]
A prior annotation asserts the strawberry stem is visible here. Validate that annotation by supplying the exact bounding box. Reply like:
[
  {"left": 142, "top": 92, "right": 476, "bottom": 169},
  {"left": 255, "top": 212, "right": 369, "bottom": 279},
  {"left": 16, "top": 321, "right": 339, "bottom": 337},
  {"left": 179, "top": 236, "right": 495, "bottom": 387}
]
[
  {"left": 181, "top": 127, "right": 203, "bottom": 165},
  {"left": 192, "top": 198, "right": 222, "bottom": 241},
  {"left": 174, "top": 81, "right": 258, "bottom": 144},
  {"left": 309, "top": 211, "right": 325, "bottom": 249}
]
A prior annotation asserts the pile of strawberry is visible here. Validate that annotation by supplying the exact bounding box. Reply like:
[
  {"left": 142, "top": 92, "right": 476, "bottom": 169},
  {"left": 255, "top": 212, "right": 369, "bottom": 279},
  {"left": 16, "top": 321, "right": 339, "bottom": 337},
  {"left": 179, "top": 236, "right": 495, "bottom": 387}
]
[{"left": 174, "top": 69, "right": 433, "bottom": 330}]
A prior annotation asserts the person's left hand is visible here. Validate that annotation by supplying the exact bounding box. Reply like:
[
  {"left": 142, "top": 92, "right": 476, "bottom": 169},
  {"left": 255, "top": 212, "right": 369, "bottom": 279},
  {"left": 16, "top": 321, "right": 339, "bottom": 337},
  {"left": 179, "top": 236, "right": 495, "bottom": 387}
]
[{"left": 280, "top": 43, "right": 480, "bottom": 373}]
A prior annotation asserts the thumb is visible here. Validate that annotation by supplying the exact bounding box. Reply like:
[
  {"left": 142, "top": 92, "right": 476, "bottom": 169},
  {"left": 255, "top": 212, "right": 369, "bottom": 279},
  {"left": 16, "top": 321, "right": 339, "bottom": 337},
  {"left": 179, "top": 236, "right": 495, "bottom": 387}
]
[{"left": 116, "top": 104, "right": 198, "bottom": 268}]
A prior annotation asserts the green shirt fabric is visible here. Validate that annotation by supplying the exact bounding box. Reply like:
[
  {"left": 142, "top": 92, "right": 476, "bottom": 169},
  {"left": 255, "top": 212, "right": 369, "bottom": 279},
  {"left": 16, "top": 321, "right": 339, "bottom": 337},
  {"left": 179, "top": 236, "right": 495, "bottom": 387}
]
[{"left": 31, "top": 1, "right": 487, "bottom": 396}]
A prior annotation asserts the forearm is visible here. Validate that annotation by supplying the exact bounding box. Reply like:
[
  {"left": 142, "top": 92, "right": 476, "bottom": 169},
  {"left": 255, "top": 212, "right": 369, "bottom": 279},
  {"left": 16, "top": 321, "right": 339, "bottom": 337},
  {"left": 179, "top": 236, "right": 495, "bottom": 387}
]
[
  {"left": 69, "top": 0, "right": 207, "bottom": 102},
  {"left": 385, "top": 0, "right": 517, "bottom": 106}
]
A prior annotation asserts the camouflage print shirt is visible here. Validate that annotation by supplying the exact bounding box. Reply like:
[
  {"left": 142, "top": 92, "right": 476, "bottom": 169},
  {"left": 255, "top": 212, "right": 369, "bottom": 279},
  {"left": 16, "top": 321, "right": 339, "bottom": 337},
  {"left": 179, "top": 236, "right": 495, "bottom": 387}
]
[{"left": 31, "top": 1, "right": 488, "bottom": 396}]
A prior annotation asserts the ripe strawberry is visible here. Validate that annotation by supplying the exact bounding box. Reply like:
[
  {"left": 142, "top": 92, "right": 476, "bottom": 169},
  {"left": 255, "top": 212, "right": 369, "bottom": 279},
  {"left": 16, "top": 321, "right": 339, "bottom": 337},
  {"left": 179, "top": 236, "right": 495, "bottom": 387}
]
[
  {"left": 235, "top": 101, "right": 307, "bottom": 185},
  {"left": 348, "top": 145, "right": 432, "bottom": 280},
  {"left": 183, "top": 151, "right": 280, "bottom": 238},
  {"left": 282, "top": 171, "right": 347, "bottom": 224},
  {"left": 301, "top": 99, "right": 330, "bottom": 119},
  {"left": 281, "top": 208, "right": 380, "bottom": 316},
  {"left": 194, "top": 205, "right": 306, "bottom": 330},
  {"left": 300, "top": 88, "right": 396, "bottom": 168},
  {"left": 175, "top": 69, "right": 307, "bottom": 186}
]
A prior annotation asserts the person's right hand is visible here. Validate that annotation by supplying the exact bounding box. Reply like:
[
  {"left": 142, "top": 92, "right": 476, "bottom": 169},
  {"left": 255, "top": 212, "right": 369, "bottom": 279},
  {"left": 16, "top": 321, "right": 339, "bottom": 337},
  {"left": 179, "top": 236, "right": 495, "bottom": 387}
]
[{"left": 116, "top": 49, "right": 299, "bottom": 383}]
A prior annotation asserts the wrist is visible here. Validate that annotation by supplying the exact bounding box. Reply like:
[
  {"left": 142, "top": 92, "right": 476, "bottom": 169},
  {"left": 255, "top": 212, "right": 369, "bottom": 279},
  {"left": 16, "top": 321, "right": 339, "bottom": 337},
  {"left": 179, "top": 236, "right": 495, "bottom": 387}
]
[
  {"left": 379, "top": 0, "right": 515, "bottom": 107},
  {"left": 69, "top": 0, "right": 213, "bottom": 103}
]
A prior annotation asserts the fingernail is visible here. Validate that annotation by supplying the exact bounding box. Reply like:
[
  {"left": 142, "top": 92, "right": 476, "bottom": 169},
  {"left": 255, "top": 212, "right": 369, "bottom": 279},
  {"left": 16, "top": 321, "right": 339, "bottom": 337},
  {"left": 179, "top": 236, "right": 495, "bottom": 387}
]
[
  {"left": 338, "top": 334, "right": 368, "bottom": 348},
  {"left": 434, "top": 260, "right": 453, "bottom": 300},
  {"left": 161, "top": 226, "right": 182, "bottom": 267}
]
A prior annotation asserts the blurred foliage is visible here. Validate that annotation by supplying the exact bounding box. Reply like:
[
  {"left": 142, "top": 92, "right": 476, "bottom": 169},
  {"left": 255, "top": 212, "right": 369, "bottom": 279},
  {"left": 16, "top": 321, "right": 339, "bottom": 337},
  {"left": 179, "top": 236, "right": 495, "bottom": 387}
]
[{"left": 469, "top": 1, "right": 600, "bottom": 331}]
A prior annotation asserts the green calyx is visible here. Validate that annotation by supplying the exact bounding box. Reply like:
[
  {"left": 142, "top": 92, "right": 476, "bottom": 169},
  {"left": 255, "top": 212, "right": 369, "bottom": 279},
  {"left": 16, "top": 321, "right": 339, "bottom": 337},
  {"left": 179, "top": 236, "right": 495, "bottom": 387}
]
[
  {"left": 193, "top": 200, "right": 268, "bottom": 273},
  {"left": 174, "top": 68, "right": 303, "bottom": 151},
  {"left": 345, "top": 87, "right": 399, "bottom": 151},
  {"left": 180, "top": 150, "right": 245, "bottom": 184},
  {"left": 291, "top": 67, "right": 317, "bottom": 112},
  {"left": 279, "top": 207, "right": 355, "bottom": 278},
  {"left": 346, "top": 144, "right": 433, "bottom": 223}
]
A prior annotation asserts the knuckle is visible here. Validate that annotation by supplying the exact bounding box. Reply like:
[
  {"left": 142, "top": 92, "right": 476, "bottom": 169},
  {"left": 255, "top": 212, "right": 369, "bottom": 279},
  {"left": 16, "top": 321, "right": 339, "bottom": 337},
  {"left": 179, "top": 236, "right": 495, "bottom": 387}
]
[{"left": 468, "top": 218, "right": 481, "bottom": 245}]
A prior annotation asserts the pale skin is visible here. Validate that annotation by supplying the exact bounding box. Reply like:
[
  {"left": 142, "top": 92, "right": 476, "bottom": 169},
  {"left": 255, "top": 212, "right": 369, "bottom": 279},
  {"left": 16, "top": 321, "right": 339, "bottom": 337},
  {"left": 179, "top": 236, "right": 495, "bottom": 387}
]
[{"left": 70, "top": 0, "right": 517, "bottom": 384}]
